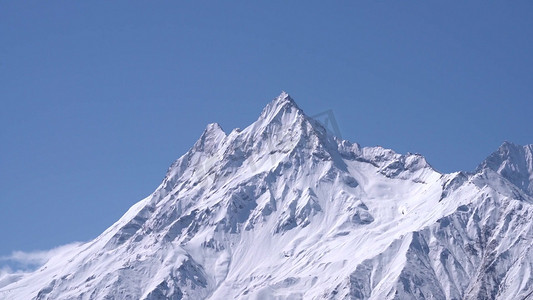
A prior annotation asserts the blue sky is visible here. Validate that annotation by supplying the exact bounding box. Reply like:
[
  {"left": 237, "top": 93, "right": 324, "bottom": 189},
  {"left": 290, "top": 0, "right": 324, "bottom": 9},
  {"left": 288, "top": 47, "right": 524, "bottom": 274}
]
[{"left": 1, "top": 2, "right": 532, "bottom": 260}]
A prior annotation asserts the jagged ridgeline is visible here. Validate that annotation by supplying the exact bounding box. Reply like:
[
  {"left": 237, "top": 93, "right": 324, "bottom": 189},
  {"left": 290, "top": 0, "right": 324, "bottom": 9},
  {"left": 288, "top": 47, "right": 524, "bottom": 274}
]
[{"left": 2, "top": 93, "right": 532, "bottom": 299}]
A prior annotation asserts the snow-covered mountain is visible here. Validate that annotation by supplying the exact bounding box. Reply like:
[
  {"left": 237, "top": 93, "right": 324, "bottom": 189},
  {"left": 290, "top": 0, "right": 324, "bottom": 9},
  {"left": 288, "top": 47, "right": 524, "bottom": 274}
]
[{"left": 1, "top": 93, "right": 532, "bottom": 300}]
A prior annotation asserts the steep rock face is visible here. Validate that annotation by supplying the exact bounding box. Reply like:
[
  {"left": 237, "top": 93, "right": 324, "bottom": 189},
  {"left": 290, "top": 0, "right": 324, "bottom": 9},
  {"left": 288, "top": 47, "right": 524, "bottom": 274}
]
[{"left": 1, "top": 93, "right": 532, "bottom": 300}]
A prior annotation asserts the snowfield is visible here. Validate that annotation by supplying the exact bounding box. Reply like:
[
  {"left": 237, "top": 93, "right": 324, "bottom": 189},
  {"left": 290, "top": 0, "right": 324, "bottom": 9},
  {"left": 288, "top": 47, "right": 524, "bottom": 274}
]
[{"left": 2, "top": 93, "right": 532, "bottom": 299}]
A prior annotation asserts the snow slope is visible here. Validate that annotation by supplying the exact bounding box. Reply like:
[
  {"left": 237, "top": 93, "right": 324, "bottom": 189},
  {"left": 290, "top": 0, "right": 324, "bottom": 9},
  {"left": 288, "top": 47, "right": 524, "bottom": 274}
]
[{"left": 1, "top": 93, "right": 532, "bottom": 299}]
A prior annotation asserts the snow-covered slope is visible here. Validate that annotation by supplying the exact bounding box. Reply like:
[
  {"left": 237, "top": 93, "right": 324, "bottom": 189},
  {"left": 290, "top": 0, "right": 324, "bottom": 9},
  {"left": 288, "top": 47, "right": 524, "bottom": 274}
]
[{"left": 1, "top": 93, "right": 532, "bottom": 300}]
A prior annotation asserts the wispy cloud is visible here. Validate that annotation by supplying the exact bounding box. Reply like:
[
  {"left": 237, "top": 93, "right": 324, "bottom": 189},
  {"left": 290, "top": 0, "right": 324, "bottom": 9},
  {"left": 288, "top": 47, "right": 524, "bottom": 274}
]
[
  {"left": 0, "top": 266, "right": 27, "bottom": 289},
  {"left": 0, "top": 242, "right": 82, "bottom": 272},
  {"left": 0, "top": 242, "right": 82, "bottom": 289}
]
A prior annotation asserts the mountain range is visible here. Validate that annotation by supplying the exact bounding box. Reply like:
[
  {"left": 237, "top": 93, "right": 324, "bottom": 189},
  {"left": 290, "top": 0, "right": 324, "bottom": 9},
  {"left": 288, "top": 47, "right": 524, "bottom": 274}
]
[{"left": 1, "top": 93, "right": 532, "bottom": 299}]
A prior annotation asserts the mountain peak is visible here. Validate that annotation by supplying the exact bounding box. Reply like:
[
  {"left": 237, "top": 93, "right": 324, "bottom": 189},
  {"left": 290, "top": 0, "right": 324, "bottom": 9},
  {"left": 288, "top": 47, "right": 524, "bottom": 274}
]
[
  {"left": 500, "top": 140, "right": 522, "bottom": 151},
  {"left": 193, "top": 122, "right": 226, "bottom": 154},
  {"left": 204, "top": 122, "right": 224, "bottom": 135},
  {"left": 478, "top": 142, "right": 533, "bottom": 196},
  {"left": 276, "top": 91, "right": 296, "bottom": 106},
  {"left": 258, "top": 92, "right": 301, "bottom": 121},
  {"left": 5, "top": 93, "right": 533, "bottom": 300}
]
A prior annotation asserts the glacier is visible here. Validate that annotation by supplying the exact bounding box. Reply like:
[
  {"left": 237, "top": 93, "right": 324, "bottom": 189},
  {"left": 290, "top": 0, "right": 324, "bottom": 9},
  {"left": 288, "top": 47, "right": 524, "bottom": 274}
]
[{"left": 1, "top": 92, "right": 532, "bottom": 299}]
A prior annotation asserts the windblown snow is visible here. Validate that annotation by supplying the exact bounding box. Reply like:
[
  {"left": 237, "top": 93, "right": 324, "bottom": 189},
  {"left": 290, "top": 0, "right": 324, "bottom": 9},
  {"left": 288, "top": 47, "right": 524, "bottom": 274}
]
[{"left": 2, "top": 93, "right": 532, "bottom": 300}]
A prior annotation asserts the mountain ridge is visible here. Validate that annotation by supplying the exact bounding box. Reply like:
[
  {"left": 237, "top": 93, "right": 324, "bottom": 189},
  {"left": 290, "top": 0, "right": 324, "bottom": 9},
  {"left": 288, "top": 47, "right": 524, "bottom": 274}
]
[{"left": 1, "top": 93, "right": 531, "bottom": 300}]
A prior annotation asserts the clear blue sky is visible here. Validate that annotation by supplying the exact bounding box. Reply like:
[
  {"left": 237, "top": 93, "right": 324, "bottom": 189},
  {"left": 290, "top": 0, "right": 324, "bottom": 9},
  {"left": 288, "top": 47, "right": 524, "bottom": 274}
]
[{"left": 1, "top": 2, "right": 532, "bottom": 258}]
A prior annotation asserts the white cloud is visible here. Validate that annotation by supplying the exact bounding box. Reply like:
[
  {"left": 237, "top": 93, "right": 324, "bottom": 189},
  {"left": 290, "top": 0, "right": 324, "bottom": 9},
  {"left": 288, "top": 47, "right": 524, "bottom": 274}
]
[
  {"left": 0, "top": 242, "right": 82, "bottom": 271},
  {"left": 0, "top": 242, "right": 83, "bottom": 289},
  {"left": 0, "top": 266, "right": 27, "bottom": 289}
]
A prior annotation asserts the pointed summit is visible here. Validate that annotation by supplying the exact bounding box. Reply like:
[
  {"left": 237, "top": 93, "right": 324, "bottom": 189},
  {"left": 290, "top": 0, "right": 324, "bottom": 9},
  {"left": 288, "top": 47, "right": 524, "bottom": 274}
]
[
  {"left": 246, "top": 92, "right": 341, "bottom": 148},
  {"left": 258, "top": 91, "right": 302, "bottom": 123},
  {"left": 241, "top": 91, "right": 312, "bottom": 143},
  {"left": 193, "top": 122, "right": 226, "bottom": 154},
  {"left": 478, "top": 142, "right": 533, "bottom": 196},
  {"left": 204, "top": 122, "right": 225, "bottom": 136},
  {"left": 274, "top": 91, "right": 298, "bottom": 108}
]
